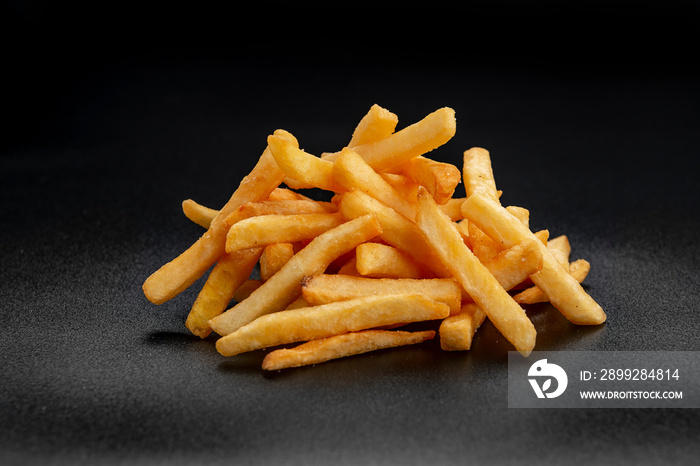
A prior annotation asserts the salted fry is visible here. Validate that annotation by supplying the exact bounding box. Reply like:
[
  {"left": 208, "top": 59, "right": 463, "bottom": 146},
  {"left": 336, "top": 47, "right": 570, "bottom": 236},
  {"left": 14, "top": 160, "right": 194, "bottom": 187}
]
[
  {"left": 209, "top": 214, "right": 383, "bottom": 336},
  {"left": 333, "top": 148, "right": 417, "bottom": 221},
  {"left": 482, "top": 238, "right": 544, "bottom": 292},
  {"left": 215, "top": 293, "right": 449, "bottom": 357},
  {"left": 185, "top": 247, "right": 263, "bottom": 339},
  {"left": 354, "top": 242, "right": 428, "bottom": 279},
  {"left": 415, "top": 188, "right": 536, "bottom": 355},
  {"left": 260, "top": 243, "right": 296, "bottom": 281},
  {"left": 267, "top": 133, "right": 344, "bottom": 192},
  {"left": 347, "top": 104, "right": 399, "bottom": 147},
  {"left": 439, "top": 197, "right": 466, "bottom": 221},
  {"left": 547, "top": 234, "right": 571, "bottom": 268},
  {"left": 396, "top": 156, "right": 462, "bottom": 205},
  {"left": 461, "top": 193, "right": 606, "bottom": 325},
  {"left": 439, "top": 303, "right": 487, "bottom": 351},
  {"left": 225, "top": 212, "right": 345, "bottom": 253},
  {"left": 323, "top": 107, "right": 457, "bottom": 171},
  {"left": 182, "top": 199, "right": 217, "bottom": 229},
  {"left": 262, "top": 329, "right": 435, "bottom": 371},
  {"left": 142, "top": 130, "right": 296, "bottom": 305},
  {"left": 514, "top": 258, "right": 591, "bottom": 304},
  {"left": 339, "top": 189, "right": 448, "bottom": 277},
  {"left": 301, "top": 274, "right": 462, "bottom": 315},
  {"left": 463, "top": 147, "right": 499, "bottom": 201}
]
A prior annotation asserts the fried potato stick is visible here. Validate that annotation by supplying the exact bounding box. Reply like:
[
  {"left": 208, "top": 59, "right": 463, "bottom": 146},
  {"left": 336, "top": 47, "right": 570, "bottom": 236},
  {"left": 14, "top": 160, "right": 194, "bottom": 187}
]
[
  {"left": 215, "top": 293, "right": 449, "bottom": 357},
  {"left": 347, "top": 104, "right": 399, "bottom": 147},
  {"left": 514, "top": 258, "right": 591, "bottom": 305},
  {"left": 323, "top": 107, "right": 457, "bottom": 171},
  {"left": 439, "top": 303, "right": 487, "bottom": 351},
  {"left": 461, "top": 193, "right": 606, "bottom": 325},
  {"left": 209, "top": 214, "right": 383, "bottom": 336},
  {"left": 142, "top": 130, "right": 296, "bottom": 305},
  {"left": 182, "top": 199, "right": 218, "bottom": 229},
  {"left": 301, "top": 274, "right": 462, "bottom": 315},
  {"left": 354, "top": 242, "right": 428, "bottom": 279},
  {"left": 185, "top": 247, "right": 263, "bottom": 338},
  {"left": 395, "top": 156, "right": 462, "bottom": 205},
  {"left": 262, "top": 329, "right": 435, "bottom": 371},
  {"left": 415, "top": 188, "right": 536, "bottom": 355}
]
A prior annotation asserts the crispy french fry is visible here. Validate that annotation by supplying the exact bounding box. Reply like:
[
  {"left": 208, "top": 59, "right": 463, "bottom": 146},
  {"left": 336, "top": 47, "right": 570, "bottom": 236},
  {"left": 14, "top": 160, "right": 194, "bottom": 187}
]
[
  {"left": 142, "top": 130, "right": 296, "bottom": 305},
  {"left": 547, "top": 234, "right": 571, "bottom": 268},
  {"left": 396, "top": 156, "right": 462, "bottom": 205},
  {"left": 260, "top": 243, "right": 296, "bottom": 281},
  {"left": 222, "top": 199, "right": 338, "bottom": 229},
  {"left": 339, "top": 189, "right": 448, "bottom": 277},
  {"left": 333, "top": 148, "right": 417, "bottom": 221},
  {"left": 232, "top": 279, "right": 263, "bottom": 302},
  {"left": 439, "top": 197, "right": 466, "bottom": 221},
  {"left": 262, "top": 329, "right": 435, "bottom": 371},
  {"left": 482, "top": 238, "right": 544, "bottom": 292},
  {"left": 225, "top": 212, "right": 345, "bottom": 253},
  {"left": 301, "top": 274, "right": 462, "bottom": 315},
  {"left": 323, "top": 107, "right": 457, "bottom": 171},
  {"left": 347, "top": 104, "right": 399, "bottom": 147},
  {"left": 415, "top": 188, "right": 536, "bottom": 355},
  {"left": 463, "top": 147, "right": 499, "bottom": 201},
  {"left": 267, "top": 133, "right": 344, "bottom": 192},
  {"left": 461, "top": 193, "right": 606, "bottom": 325},
  {"left": 209, "top": 214, "right": 383, "bottom": 336},
  {"left": 185, "top": 247, "right": 263, "bottom": 339},
  {"left": 182, "top": 199, "right": 217, "bottom": 229},
  {"left": 514, "top": 258, "right": 591, "bottom": 304},
  {"left": 267, "top": 187, "right": 313, "bottom": 201},
  {"left": 215, "top": 293, "right": 449, "bottom": 357},
  {"left": 354, "top": 242, "right": 428, "bottom": 279},
  {"left": 439, "top": 303, "right": 487, "bottom": 351}
]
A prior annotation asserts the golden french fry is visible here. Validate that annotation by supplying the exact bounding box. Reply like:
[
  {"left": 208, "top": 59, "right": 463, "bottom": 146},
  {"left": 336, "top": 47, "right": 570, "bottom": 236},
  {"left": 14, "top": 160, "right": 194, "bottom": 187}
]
[
  {"left": 336, "top": 256, "right": 362, "bottom": 276},
  {"left": 215, "top": 293, "right": 449, "bottom": 357},
  {"left": 415, "top": 188, "right": 536, "bottom": 355},
  {"left": 267, "top": 187, "right": 313, "bottom": 201},
  {"left": 182, "top": 199, "right": 218, "bottom": 229},
  {"left": 185, "top": 247, "right": 263, "bottom": 339},
  {"left": 469, "top": 205, "right": 531, "bottom": 263},
  {"left": 332, "top": 148, "right": 417, "bottom": 221},
  {"left": 347, "top": 104, "right": 399, "bottom": 147},
  {"left": 514, "top": 258, "right": 591, "bottom": 304},
  {"left": 260, "top": 242, "right": 296, "bottom": 281},
  {"left": 439, "top": 303, "right": 487, "bottom": 351},
  {"left": 461, "top": 193, "right": 606, "bottom": 325},
  {"left": 232, "top": 279, "right": 263, "bottom": 302},
  {"left": 354, "top": 242, "right": 428, "bottom": 279},
  {"left": 209, "top": 214, "right": 383, "bottom": 336},
  {"left": 222, "top": 199, "right": 338, "bottom": 229},
  {"left": 301, "top": 274, "right": 462, "bottom": 315},
  {"left": 396, "top": 156, "right": 462, "bottom": 205},
  {"left": 463, "top": 147, "right": 499, "bottom": 201},
  {"left": 225, "top": 212, "right": 345, "bottom": 253},
  {"left": 482, "top": 238, "right": 544, "bottom": 292},
  {"left": 547, "top": 234, "right": 571, "bottom": 268},
  {"left": 142, "top": 130, "right": 296, "bottom": 305},
  {"left": 262, "top": 329, "right": 435, "bottom": 371},
  {"left": 439, "top": 197, "right": 466, "bottom": 221},
  {"left": 323, "top": 107, "right": 457, "bottom": 171},
  {"left": 267, "top": 133, "right": 344, "bottom": 192},
  {"left": 339, "top": 189, "right": 448, "bottom": 277}
]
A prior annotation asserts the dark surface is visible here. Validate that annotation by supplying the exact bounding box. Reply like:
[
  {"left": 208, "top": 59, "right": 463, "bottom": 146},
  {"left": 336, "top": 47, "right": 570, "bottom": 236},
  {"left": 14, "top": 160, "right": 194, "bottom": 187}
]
[{"left": 2, "top": 3, "right": 700, "bottom": 465}]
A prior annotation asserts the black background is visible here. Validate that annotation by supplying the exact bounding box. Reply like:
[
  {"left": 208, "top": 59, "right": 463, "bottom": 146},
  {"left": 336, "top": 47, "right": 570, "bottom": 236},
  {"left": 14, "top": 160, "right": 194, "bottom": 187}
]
[{"left": 2, "top": 2, "right": 700, "bottom": 465}]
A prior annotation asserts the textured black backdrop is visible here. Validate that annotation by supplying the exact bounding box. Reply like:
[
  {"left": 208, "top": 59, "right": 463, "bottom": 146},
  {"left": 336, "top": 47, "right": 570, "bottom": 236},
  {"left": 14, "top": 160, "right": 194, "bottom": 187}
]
[{"left": 2, "top": 2, "right": 700, "bottom": 465}]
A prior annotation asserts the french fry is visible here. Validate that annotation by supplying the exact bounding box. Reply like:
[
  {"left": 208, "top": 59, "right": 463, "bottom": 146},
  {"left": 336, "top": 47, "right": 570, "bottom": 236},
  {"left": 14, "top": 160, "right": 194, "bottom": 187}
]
[
  {"left": 208, "top": 214, "right": 383, "bottom": 336},
  {"left": 260, "top": 243, "right": 296, "bottom": 281},
  {"left": 142, "top": 129, "right": 296, "bottom": 305},
  {"left": 463, "top": 147, "right": 499, "bottom": 201},
  {"left": 514, "top": 258, "right": 591, "bottom": 305},
  {"left": 395, "top": 156, "right": 462, "bottom": 205},
  {"left": 215, "top": 293, "right": 449, "bottom": 357},
  {"left": 262, "top": 329, "right": 435, "bottom": 371},
  {"left": 232, "top": 279, "right": 263, "bottom": 302},
  {"left": 332, "top": 148, "right": 417, "bottom": 221},
  {"left": 323, "top": 107, "right": 457, "bottom": 171},
  {"left": 267, "top": 133, "right": 344, "bottom": 192},
  {"left": 461, "top": 193, "right": 606, "bottom": 325},
  {"left": 301, "top": 274, "right": 462, "bottom": 315},
  {"left": 185, "top": 247, "right": 263, "bottom": 339},
  {"left": 415, "top": 188, "right": 536, "bottom": 355},
  {"left": 547, "top": 234, "right": 571, "bottom": 268},
  {"left": 225, "top": 212, "right": 345, "bottom": 253},
  {"left": 482, "top": 238, "right": 544, "bottom": 292},
  {"left": 439, "top": 197, "right": 466, "bottom": 221},
  {"left": 439, "top": 303, "right": 487, "bottom": 351},
  {"left": 182, "top": 199, "right": 218, "bottom": 229},
  {"left": 339, "top": 189, "right": 448, "bottom": 277},
  {"left": 347, "top": 104, "right": 399, "bottom": 147},
  {"left": 354, "top": 242, "right": 428, "bottom": 279}
]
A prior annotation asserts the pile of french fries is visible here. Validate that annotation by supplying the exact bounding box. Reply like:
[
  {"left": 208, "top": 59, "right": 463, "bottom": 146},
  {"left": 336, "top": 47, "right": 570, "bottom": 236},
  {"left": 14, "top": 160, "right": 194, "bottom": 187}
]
[{"left": 143, "top": 105, "right": 606, "bottom": 371}]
